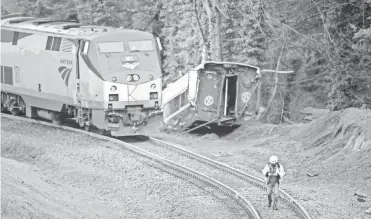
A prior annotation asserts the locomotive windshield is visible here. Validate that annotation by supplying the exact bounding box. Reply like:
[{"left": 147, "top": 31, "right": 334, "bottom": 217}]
[
  {"left": 98, "top": 42, "right": 125, "bottom": 53},
  {"left": 128, "top": 40, "right": 154, "bottom": 52}
]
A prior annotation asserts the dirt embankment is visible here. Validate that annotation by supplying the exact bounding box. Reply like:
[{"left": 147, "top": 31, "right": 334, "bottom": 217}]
[
  {"left": 1, "top": 117, "right": 239, "bottom": 219},
  {"left": 155, "top": 108, "right": 371, "bottom": 218}
]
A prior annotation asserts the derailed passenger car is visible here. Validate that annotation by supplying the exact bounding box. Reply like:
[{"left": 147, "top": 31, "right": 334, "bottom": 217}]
[{"left": 162, "top": 61, "right": 261, "bottom": 131}]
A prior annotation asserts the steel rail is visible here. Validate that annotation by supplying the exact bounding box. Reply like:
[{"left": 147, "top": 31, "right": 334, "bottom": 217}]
[
  {"left": 148, "top": 136, "right": 311, "bottom": 219},
  {"left": 1, "top": 113, "right": 261, "bottom": 219}
]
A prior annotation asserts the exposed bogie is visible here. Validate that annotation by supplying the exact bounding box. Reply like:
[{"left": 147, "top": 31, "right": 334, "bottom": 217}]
[{"left": 1, "top": 92, "right": 26, "bottom": 115}]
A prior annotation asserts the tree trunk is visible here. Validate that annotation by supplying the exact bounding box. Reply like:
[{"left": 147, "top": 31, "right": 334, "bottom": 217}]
[
  {"left": 215, "top": 0, "right": 223, "bottom": 61},
  {"left": 262, "top": 36, "right": 286, "bottom": 121}
]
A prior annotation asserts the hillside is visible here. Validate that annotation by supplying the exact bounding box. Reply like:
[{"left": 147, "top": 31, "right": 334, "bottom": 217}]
[{"left": 155, "top": 107, "right": 371, "bottom": 218}]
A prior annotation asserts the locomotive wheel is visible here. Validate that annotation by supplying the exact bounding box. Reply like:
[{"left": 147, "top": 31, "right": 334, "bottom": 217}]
[
  {"left": 8, "top": 100, "right": 19, "bottom": 115},
  {"left": 84, "top": 125, "right": 91, "bottom": 132},
  {"left": 52, "top": 113, "right": 62, "bottom": 125},
  {"left": 97, "top": 129, "right": 105, "bottom": 135},
  {"left": 78, "top": 116, "right": 85, "bottom": 128},
  {"left": 52, "top": 120, "right": 62, "bottom": 125},
  {"left": 10, "top": 109, "right": 19, "bottom": 116}
]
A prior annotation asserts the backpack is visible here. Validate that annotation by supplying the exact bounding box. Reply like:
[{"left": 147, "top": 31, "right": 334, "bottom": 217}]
[{"left": 267, "top": 163, "right": 281, "bottom": 184}]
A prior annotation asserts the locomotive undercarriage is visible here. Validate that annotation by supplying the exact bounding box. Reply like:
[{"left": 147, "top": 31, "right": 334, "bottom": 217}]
[
  {"left": 1, "top": 91, "right": 158, "bottom": 135},
  {"left": 1, "top": 92, "right": 26, "bottom": 116}
]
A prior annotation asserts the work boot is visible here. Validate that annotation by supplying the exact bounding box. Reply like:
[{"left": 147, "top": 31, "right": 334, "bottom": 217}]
[
  {"left": 272, "top": 196, "right": 279, "bottom": 210},
  {"left": 267, "top": 195, "right": 272, "bottom": 207}
]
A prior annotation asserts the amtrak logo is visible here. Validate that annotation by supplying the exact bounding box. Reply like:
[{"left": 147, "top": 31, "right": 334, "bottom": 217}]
[
  {"left": 58, "top": 66, "right": 72, "bottom": 86},
  {"left": 122, "top": 62, "right": 139, "bottom": 70}
]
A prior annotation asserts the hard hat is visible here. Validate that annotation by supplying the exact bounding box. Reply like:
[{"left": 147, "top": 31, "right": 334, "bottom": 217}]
[{"left": 269, "top": 155, "right": 278, "bottom": 163}]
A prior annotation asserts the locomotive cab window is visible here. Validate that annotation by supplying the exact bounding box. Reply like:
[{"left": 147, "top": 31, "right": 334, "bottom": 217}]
[
  {"left": 98, "top": 42, "right": 124, "bottom": 53},
  {"left": 128, "top": 40, "right": 154, "bottom": 52},
  {"left": 12, "top": 32, "right": 19, "bottom": 45},
  {"left": 80, "top": 41, "right": 90, "bottom": 54},
  {"left": 45, "top": 36, "right": 62, "bottom": 51}
]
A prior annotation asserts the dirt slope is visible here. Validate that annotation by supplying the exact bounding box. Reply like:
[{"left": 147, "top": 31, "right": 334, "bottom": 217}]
[
  {"left": 154, "top": 108, "right": 371, "bottom": 218},
  {"left": 1, "top": 117, "right": 240, "bottom": 219}
]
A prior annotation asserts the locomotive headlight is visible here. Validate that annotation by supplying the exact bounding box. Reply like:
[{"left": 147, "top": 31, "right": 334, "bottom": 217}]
[
  {"left": 132, "top": 74, "right": 140, "bottom": 81},
  {"left": 149, "top": 75, "right": 154, "bottom": 80},
  {"left": 110, "top": 86, "right": 117, "bottom": 92},
  {"left": 112, "top": 76, "right": 117, "bottom": 82},
  {"left": 150, "top": 92, "right": 158, "bottom": 100},
  {"left": 109, "top": 94, "right": 119, "bottom": 101},
  {"left": 126, "top": 74, "right": 133, "bottom": 81}
]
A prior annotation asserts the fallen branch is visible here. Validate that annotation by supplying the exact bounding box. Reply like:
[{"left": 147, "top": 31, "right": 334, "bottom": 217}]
[
  {"left": 283, "top": 115, "right": 295, "bottom": 124},
  {"left": 279, "top": 91, "right": 284, "bottom": 124},
  {"left": 261, "top": 69, "right": 294, "bottom": 74}
]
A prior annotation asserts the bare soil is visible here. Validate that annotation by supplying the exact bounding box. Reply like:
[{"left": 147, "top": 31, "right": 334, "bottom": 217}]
[
  {"left": 1, "top": 117, "right": 240, "bottom": 219},
  {"left": 154, "top": 108, "right": 371, "bottom": 218}
]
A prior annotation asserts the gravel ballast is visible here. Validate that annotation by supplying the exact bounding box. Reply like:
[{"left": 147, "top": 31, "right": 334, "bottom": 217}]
[
  {"left": 129, "top": 138, "right": 300, "bottom": 219},
  {"left": 1, "top": 117, "right": 240, "bottom": 219}
]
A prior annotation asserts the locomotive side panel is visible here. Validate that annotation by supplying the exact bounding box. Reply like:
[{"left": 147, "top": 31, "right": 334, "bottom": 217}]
[
  {"left": 19, "top": 36, "right": 77, "bottom": 111},
  {"left": 1, "top": 28, "right": 78, "bottom": 112},
  {"left": 1, "top": 30, "right": 20, "bottom": 88},
  {"left": 77, "top": 42, "right": 104, "bottom": 109}
]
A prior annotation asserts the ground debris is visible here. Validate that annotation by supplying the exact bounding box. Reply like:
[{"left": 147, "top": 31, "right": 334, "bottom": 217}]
[
  {"left": 306, "top": 172, "right": 319, "bottom": 177},
  {"left": 354, "top": 192, "right": 367, "bottom": 199},
  {"left": 201, "top": 133, "right": 219, "bottom": 140}
]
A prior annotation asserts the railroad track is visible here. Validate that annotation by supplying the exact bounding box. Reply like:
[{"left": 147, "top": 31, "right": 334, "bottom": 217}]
[
  {"left": 120, "top": 135, "right": 311, "bottom": 219},
  {"left": 1, "top": 113, "right": 260, "bottom": 219}
]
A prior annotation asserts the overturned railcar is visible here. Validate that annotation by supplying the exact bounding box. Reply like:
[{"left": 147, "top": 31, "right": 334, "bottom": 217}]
[{"left": 162, "top": 61, "right": 261, "bottom": 131}]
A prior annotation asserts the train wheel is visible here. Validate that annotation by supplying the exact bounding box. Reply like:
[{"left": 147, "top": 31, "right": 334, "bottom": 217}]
[
  {"left": 78, "top": 116, "right": 87, "bottom": 128},
  {"left": 52, "top": 120, "right": 62, "bottom": 125},
  {"left": 84, "top": 125, "right": 91, "bottom": 132},
  {"left": 11, "top": 110, "right": 19, "bottom": 116}
]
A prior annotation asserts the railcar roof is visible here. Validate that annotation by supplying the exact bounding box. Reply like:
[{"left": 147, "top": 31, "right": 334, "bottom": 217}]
[
  {"left": 194, "top": 61, "right": 260, "bottom": 71},
  {"left": 0, "top": 15, "right": 152, "bottom": 40}
]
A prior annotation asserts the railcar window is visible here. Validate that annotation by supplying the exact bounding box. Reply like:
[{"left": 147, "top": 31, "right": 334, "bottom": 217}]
[
  {"left": 128, "top": 40, "right": 154, "bottom": 52},
  {"left": 52, "top": 37, "right": 62, "bottom": 51},
  {"left": 46, "top": 36, "right": 53, "bottom": 50},
  {"left": 12, "top": 32, "right": 19, "bottom": 45},
  {"left": 1, "top": 66, "right": 3, "bottom": 83},
  {"left": 45, "top": 36, "right": 62, "bottom": 51},
  {"left": 98, "top": 42, "right": 124, "bottom": 53}
]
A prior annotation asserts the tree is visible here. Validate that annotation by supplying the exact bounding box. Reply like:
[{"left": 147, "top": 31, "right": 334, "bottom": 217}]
[{"left": 1, "top": 5, "right": 9, "bottom": 16}]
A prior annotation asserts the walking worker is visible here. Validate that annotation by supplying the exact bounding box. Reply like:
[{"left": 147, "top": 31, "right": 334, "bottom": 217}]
[{"left": 262, "top": 155, "right": 285, "bottom": 210}]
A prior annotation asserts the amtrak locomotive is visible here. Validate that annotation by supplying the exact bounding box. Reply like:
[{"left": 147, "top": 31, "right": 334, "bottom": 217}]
[{"left": 1, "top": 14, "right": 163, "bottom": 136}]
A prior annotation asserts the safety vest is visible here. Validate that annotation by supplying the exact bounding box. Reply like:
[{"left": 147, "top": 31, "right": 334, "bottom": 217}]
[{"left": 268, "top": 163, "right": 281, "bottom": 184}]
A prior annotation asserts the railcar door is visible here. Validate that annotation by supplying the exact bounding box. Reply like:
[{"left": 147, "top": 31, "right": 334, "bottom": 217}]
[
  {"left": 196, "top": 70, "right": 223, "bottom": 116},
  {"left": 236, "top": 67, "right": 259, "bottom": 117},
  {"left": 220, "top": 72, "right": 240, "bottom": 118}
]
